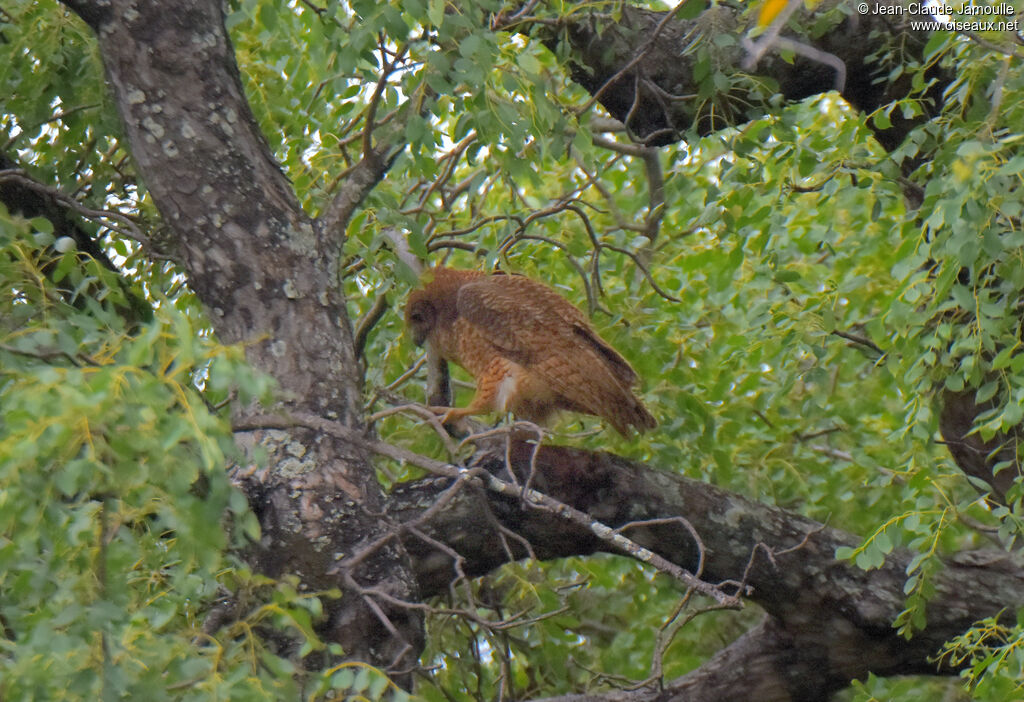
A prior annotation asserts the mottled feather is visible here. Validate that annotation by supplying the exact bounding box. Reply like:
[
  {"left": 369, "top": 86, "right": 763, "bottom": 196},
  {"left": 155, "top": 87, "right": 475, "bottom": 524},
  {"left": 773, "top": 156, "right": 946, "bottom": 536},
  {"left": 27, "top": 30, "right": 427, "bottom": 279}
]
[{"left": 404, "top": 267, "right": 656, "bottom": 436}]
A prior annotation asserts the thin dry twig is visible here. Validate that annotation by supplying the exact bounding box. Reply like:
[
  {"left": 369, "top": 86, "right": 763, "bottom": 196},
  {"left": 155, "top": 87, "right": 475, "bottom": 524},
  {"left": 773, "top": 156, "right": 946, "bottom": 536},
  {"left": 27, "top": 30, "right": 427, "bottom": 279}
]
[
  {"left": 591, "top": 134, "right": 653, "bottom": 158},
  {"left": 0, "top": 342, "right": 100, "bottom": 367},
  {"left": 738, "top": 523, "right": 826, "bottom": 593},
  {"left": 332, "top": 466, "right": 482, "bottom": 578},
  {"left": 574, "top": 0, "right": 696, "bottom": 121},
  {"left": 613, "top": 515, "right": 706, "bottom": 579},
  {"left": 629, "top": 592, "right": 733, "bottom": 690},
  {"left": 366, "top": 402, "right": 460, "bottom": 457},
  {"left": 741, "top": 0, "right": 847, "bottom": 93},
  {"left": 362, "top": 41, "right": 409, "bottom": 161},
  {"left": 809, "top": 445, "right": 854, "bottom": 462},
  {"left": 233, "top": 411, "right": 740, "bottom": 606},
  {"left": 831, "top": 329, "right": 884, "bottom": 356},
  {"left": 354, "top": 292, "right": 389, "bottom": 360},
  {"left": 384, "top": 356, "right": 428, "bottom": 393}
]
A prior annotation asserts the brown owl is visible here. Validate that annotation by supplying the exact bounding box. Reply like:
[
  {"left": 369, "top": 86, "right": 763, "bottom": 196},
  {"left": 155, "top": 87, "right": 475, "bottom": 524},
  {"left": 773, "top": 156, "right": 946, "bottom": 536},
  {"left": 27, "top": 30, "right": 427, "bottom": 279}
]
[{"left": 404, "top": 267, "right": 657, "bottom": 436}]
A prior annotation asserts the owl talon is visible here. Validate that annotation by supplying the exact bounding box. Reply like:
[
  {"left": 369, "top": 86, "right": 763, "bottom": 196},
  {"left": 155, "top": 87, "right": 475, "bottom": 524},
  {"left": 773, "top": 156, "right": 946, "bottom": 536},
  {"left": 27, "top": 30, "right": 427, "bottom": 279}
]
[{"left": 428, "top": 406, "right": 466, "bottom": 425}]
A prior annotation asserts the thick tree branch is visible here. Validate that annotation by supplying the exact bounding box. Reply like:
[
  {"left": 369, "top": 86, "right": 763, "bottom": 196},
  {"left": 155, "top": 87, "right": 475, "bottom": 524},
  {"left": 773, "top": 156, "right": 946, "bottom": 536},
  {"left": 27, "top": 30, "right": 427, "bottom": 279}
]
[
  {"left": 234, "top": 413, "right": 738, "bottom": 605},
  {"left": 319, "top": 153, "right": 394, "bottom": 240},
  {"left": 939, "top": 388, "right": 1023, "bottom": 504},
  {"left": 62, "top": 0, "right": 423, "bottom": 673},
  {"left": 386, "top": 443, "right": 1024, "bottom": 700},
  {"left": 547, "top": 0, "right": 946, "bottom": 150},
  {"left": 234, "top": 407, "right": 1024, "bottom": 697},
  {"left": 318, "top": 43, "right": 421, "bottom": 239},
  {"left": 0, "top": 153, "right": 153, "bottom": 325}
]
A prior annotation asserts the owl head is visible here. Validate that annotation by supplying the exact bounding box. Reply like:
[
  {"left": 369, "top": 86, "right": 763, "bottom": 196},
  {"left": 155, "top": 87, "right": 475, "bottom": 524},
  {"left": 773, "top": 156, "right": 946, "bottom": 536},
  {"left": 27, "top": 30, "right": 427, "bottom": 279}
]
[{"left": 404, "top": 293, "right": 437, "bottom": 347}]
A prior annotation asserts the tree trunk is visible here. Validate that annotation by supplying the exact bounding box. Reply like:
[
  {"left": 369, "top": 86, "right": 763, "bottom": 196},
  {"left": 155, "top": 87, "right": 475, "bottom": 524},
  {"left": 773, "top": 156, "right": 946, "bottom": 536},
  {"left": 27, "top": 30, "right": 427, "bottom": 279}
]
[
  {"left": 56, "top": 0, "right": 1020, "bottom": 697},
  {"left": 61, "top": 0, "right": 423, "bottom": 674}
]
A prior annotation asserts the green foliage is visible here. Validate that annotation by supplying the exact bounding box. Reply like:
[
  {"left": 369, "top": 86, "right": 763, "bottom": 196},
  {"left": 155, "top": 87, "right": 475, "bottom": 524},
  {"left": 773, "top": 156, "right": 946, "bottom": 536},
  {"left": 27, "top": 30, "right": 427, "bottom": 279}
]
[
  {"left": 419, "top": 556, "right": 753, "bottom": 700},
  {"left": 313, "top": 662, "right": 415, "bottom": 702},
  {"left": 226, "top": 0, "right": 575, "bottom": 214},
  {"left": 0, "top": 206, "right": 327, "bottom": 699},
  {"left": 838, "top": 672, "right": 968, "bottom": 702},
  {"left": 938, "top": 613, "right": 1024, "bottom": 698},
  {"left": 4, "top": 0, "right": 1024, "bottom": 699},
  {"left": 0, "top": 1, "right": 133, "bottom": 212}
]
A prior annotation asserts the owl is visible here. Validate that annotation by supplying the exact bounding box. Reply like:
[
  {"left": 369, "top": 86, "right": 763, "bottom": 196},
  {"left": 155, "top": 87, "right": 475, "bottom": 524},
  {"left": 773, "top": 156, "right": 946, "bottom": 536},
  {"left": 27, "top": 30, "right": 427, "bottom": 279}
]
[{"left": 404, "top": 267, "right": 657, "bottom": 437}]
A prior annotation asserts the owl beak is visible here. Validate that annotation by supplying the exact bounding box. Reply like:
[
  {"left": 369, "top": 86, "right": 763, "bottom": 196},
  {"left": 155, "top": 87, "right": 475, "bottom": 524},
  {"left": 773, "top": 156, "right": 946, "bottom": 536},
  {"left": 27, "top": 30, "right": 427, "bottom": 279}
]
[{"left": 412, "top": 329, "right": 428, "bottom": 347}]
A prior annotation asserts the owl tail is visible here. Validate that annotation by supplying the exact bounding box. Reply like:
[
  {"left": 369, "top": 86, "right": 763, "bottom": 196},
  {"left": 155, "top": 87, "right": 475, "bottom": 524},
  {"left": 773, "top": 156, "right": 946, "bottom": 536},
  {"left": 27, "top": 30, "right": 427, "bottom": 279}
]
[{"left": 607, "top": 394, "right": 658, "bottom": 437}]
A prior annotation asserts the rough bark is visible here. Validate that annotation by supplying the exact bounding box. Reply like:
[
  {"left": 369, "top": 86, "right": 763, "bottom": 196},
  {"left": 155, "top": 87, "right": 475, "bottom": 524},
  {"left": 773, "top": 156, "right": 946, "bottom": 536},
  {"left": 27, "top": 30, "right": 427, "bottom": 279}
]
[
  {"left": 389, "top": 444, "right": 1024, "bottom": 701},
  {"left": 51, "top": 0, "right": 1019, "bottom": 697},
  {"left": 939, "top": 389, "right": 1023, "bottom": 504},
  {"left": 543, "top": 0, "right": 946, "bottom": 151},
  {"left": 60, "top": 0, "right": 422, "bottom": 673}
]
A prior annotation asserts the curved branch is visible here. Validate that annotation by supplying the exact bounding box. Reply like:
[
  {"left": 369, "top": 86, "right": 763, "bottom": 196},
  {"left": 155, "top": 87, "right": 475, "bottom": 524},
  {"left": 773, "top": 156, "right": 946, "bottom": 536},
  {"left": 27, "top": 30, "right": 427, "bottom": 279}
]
[
  {"left": 236, "top": 412, "right": 737, "bottom": 605},
  {"left": 386, "top": 442, "right": 1024, "bottom": 699},
  {"left": 544, "top": 0, "right": 946, "bottom": 150},
  {"left": 0, "top": 154, "right": 154, "bottom": 326}
]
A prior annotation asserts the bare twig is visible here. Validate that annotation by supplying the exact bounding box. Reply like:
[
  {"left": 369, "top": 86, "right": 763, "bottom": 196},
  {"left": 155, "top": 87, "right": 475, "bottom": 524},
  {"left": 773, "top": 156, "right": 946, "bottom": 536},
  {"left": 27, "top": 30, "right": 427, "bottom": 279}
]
[
  {"left": 960, "top": 28, "right": 1024, "bottom": 59},
  {"left": 492, "top": 0, "right": 542, "bottom": 28},
  {"left": 363, "top": 42, "right": 409, "bottom": 161},
  {"left": 382, "top": 227, "right": 424, "bottom": 275},
  {"left": 809, "top": 445, "right": 854, "bottom": 462},
  {"left": 738, "top": 524, "right": 825, "bottom": 594},
  {"left": 589, "top": 117, "right": 627, "bottom": 133},
  {"left": 795, "top": 426, "right": 841, "bottom": 442},
  {"left": 574, "top": 0, "right": 696, "bottom": 121},
  {"left": 631, "top": 593, "right": 732, "bottom": 690},
  {"left": 384, "top": 355, "right": 428, "bottom": 393},
  {"left": 831, "top": 329, "right": 884, "bottom": 356},
  {"left": 318, "top": 44, "right": 417, "bottom": 238},
  {"left": 366, "top": 402, "right": 460, "bottom": 457},
  {"left": 235, "top": 411, "right": 739, "bottom": 605},
  {"left": 2, "top": 104, "right": 102, "bottom": 151},
  {"left": 747, "top": 35, "right": 847, "bottom": 93},
  {"left": 591, "top": 134, "right": 653, "bottom": 158},
  {"left": 600, "top": 242, "right": 680, "bottom": 302},
  {"left": 641, "top": 148, "right": 665, "bottom": 243},
  {"left": 0, "top": 342, "right": 100, "bottom": 367},
  {"left": 354, "top": 293, "right": 389, "bottom": 360},
  {"left": 614, "top": 516, "right": 706, "bottom": 579}
]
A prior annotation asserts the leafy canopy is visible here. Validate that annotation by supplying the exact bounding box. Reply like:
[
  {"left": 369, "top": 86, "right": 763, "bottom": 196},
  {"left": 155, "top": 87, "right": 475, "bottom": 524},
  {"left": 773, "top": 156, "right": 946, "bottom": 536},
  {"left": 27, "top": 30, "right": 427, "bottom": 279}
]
[{"left": 2, "top": 0, "right": 1024, "bottom": 699}]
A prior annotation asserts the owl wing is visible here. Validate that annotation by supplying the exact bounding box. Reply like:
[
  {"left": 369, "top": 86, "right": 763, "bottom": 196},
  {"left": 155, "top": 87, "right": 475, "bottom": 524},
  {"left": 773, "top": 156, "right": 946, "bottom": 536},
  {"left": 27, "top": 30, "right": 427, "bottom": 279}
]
[{"left": 455, "top": 274, "right": 638, "bottom": 388}]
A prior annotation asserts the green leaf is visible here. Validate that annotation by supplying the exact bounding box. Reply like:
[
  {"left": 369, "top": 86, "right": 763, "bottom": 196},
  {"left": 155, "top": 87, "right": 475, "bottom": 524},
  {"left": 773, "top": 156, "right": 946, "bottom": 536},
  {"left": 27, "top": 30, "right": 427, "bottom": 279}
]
[
  {"left": 835, "top": 546, "right": 856, "bottom": 560},
  {"left": 428, "top": 0, "right": 445, "bottom": 27}
]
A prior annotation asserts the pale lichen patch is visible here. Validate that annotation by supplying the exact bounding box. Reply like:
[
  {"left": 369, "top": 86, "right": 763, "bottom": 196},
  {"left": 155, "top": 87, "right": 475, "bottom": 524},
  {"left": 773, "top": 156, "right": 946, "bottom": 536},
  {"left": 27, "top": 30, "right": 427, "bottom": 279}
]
[
  {"left": 142, "top": 116, "right": 165, "bottom": 138},
  {"left": 278, "top": 455, "right": 316, "bottom": 479}
]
